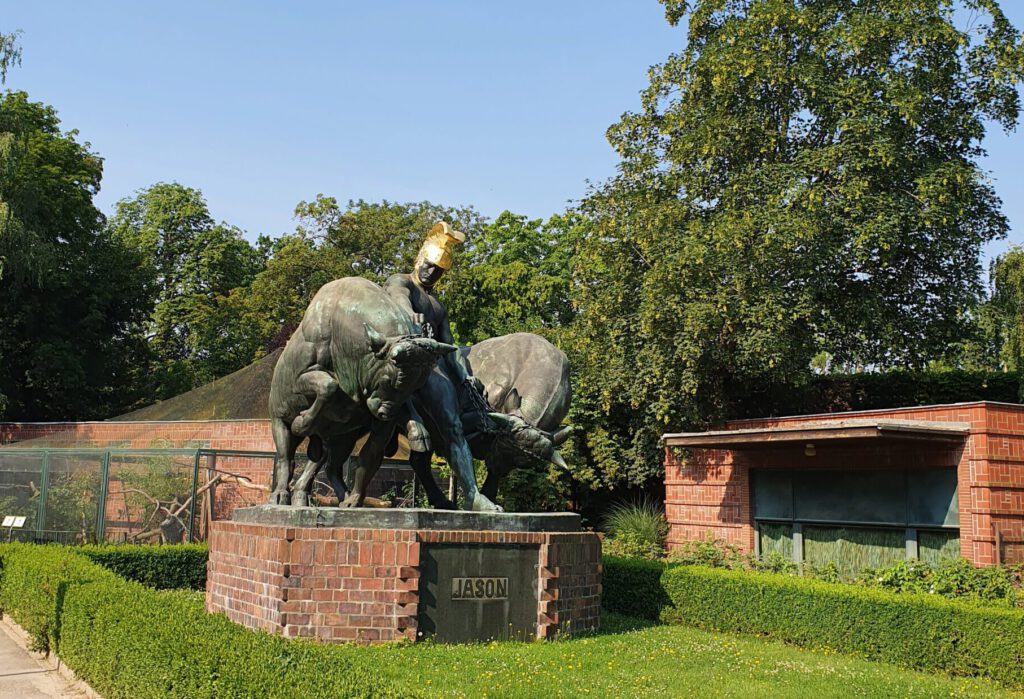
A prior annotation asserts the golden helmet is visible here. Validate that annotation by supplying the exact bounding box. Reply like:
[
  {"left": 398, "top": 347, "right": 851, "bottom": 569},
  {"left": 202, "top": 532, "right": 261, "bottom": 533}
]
[{"left": 415, "top": 221, "right": 466, "bottom": 271}]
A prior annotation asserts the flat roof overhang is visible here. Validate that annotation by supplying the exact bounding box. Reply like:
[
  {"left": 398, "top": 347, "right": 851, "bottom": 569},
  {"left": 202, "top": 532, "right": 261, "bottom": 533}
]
[{"left": 662, "top": 419, "right": 970, "bottom": 450}]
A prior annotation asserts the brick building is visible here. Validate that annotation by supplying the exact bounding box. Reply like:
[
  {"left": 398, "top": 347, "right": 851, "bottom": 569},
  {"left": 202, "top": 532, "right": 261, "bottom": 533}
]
[{"left": 663, "top": 402, "right": 1024, "bottom": 569}]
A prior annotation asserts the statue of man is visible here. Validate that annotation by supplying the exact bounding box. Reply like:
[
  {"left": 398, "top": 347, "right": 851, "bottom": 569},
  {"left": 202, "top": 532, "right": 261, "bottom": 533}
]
[
  {"left": 384, "top": 222, "right": 500, "bottom": 512},
  {"left": 385, "top": 222, "right": 475, "bottom": 388}
]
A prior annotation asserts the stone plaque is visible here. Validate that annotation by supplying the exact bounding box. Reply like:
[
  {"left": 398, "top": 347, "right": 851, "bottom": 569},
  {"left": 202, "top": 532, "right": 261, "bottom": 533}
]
[{"left": 418, "top": 544, "right": 538, "bottom": 643}]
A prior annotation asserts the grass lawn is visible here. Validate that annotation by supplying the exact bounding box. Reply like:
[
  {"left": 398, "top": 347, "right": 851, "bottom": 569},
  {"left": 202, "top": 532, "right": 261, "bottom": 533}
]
[{"left": 365, "top": 614, "right": 1019, "bottom": 698}]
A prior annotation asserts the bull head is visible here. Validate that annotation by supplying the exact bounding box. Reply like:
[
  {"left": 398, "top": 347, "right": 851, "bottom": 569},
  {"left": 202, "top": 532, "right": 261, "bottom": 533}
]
[
  {"left": 363, "top": 325, "right": 456, "bottom": 421},
  {"left": 488, "top": 413, "right": 573, "bottom": 470}
]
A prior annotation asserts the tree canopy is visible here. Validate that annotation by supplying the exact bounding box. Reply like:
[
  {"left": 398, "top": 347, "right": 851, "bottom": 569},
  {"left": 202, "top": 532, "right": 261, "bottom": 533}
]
[
  {"left": 0, "top": 91, "right": 150, "bottom": 419},
  {"left": 107, "top": 183, "right": 266, "bottom": 399},
  {"left": 569, "top": 0, "right": 1024, "bottom": 487}
]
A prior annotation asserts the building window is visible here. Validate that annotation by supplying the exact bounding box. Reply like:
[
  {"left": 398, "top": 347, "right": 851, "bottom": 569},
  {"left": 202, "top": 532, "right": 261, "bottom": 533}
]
[{"left": 752, "top": 468, "right": 959, "bottom": 575}]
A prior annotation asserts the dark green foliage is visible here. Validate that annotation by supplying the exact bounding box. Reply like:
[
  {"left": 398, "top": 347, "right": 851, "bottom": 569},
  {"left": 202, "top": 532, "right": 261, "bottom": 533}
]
[
  {"left": 0, "top": 543, "right": 117, "bottom": 651},
  {"left": 569, "top": 0, "right": 1024, "bottom": 488},
  {"left": 441, "top": 211, "right": 578, "bottom": 345},
  {"left": 737, "top": 368, "right": 1022, "bottom": 419},
  {"left": 0, "top": 544, "right": 410, "bottom": 698},
  {"left": 661, "top": 565, "right": 1024, "bottom": 687},
  {"left": 600, "top": 555, "right": 671, "bottom": 620},
  {"left": 108, "top": 183, "right": 266, "bottom": 400},
  {"left": 78, "top": 544, "right": 207, "bottom": 591},
  {"left": 0, "top": 92, "right": 152, "bottom": 420}
]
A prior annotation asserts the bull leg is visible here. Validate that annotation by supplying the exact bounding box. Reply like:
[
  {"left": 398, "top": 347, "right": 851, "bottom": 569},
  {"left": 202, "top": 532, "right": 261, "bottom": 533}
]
[
  {"left": 341, "top": 421, "right": 394, "bottom": 508},
  {"left": 291, "top": 435, "right": 327, "bottom": 507},
  {"left": 269, "top": 417, "right": 299, "bottom": 505},
  {"left": 409, "top": 449, "right": 456, "bottom": 510},
  {"left": 480, "top": 459, "right": 503, "bottom": 502},
  {"left": 325, "top": 455, "right": 357, "bottom": 502},
  {"left": 290, "top": 369, "right": 338, "bottom": 436},
  {"left": 322, "top": 434, "right": 359, "bottom": 504}
]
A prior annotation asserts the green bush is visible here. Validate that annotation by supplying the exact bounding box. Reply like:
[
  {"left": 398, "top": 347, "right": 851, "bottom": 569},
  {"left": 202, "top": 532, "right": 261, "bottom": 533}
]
[
  {"left": 602, "top": 532, "right": 665, "bottom": 560},
  {"left": 863, "top": 557, "right": 1021, "bottom": 607},
  {"left": 661, "top": 565, "right": 1024, "bottom": 688},
  {"left": 0, "top": 543, "right": 116, "bottom": 651},
  {"left": 0, "top": 544, "right": 411, "bottom": 698},
  {"left": 604, "top": 500, "right": 667, "bottom": 545},
  {"left": 78, "top": 543, "right": 208, "bottom": 590},
  {"left": 601, "top": 555, "right": 671, "bottom": 620}
]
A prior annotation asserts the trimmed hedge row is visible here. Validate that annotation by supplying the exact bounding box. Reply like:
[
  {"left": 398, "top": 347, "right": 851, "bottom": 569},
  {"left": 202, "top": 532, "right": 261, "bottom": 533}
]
[
  {"left": 601, "top": 555, "right": 670, "bottom": 620},
  {"left": 0, "top": 544, "right": 412, "bottom": 698},
  {"left": 661, "top": 565, "right": 1024, "bottom": 688},
  {"left": 0, "top": 544, "right": 115, "bottom": 651},
  {"left": 79, "top": 543, "right": 208, "bottom": 590}
]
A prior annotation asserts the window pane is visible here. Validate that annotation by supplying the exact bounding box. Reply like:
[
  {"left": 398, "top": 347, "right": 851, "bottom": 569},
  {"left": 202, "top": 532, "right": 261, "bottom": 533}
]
[
  {"left": 794, "top": 470, "right": 906, "bottom": 525},
  {"left": 751, "top": 470, "right": 792, "bottom": 520}
]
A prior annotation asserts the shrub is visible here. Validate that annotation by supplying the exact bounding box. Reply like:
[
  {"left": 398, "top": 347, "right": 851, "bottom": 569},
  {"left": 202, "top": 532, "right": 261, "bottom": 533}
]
[
  {"left": 862, "top": 557, "right": 1021, "bottom": 607},
  {"left": 0, "top": 543, "right": 116, "bottom": 651},
  {"left": 661, "top": 565, "right": 1024, "bottom": 688},
  {"left": 78, "top": 543, "right": 208, "bottom": 590},
  {"left": 604, "top": 499, "right": 668, "bottom": 543},
  {"left": 0, "top": 543, "right": 410, "bottom": 698},
  {"left": 664, "top": 532, "right": 747, "bottom": 569},
  {"left": 603, "top": 532, "right": 664, "bottom": 560},
  {"left": 601, "top": 555, "right": 671, "bottom": 620}
]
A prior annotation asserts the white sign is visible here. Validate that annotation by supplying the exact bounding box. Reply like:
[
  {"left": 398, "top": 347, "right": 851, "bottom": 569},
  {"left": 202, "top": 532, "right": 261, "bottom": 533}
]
[
  {"left": 11, "top": 516, "right": 26, "bottom": 528},
  {"left": 1, "top": 516, "right": 13, "bottom": 527}
]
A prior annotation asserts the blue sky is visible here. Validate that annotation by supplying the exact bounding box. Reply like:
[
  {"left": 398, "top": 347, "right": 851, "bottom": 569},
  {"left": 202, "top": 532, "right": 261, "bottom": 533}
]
[{"left": 4, "top": 1, "right": 1023, "bottom": 263}]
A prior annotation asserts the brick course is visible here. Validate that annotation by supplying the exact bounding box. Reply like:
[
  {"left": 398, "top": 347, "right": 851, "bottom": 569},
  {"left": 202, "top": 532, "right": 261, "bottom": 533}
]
[
  {"left": 665, "top": 402, "right": 1024, "bottom": 566},
  {"left": 207, "top": 520, "right": 601, "bottom": 644}
]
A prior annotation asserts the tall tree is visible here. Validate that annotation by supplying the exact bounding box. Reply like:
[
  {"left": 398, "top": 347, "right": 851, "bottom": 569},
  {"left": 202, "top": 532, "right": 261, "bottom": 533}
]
[
  {"left": 989, "top": 248, "right": 1024, "bottom": 385},
  {"left": 571, "top": 0, "right": 1024, "bottom": 487},
  {"left": 0, "top": 91, "right": 150, "bottom": 419},
  {"left": 237, "top": 197, "right": 486, "bottom": 354},
  {"left": 109, "top": 183, "right": 265, "bottom": 398},
  {"left": 441, "top": 211, "right": 579, "bottom": 345}
]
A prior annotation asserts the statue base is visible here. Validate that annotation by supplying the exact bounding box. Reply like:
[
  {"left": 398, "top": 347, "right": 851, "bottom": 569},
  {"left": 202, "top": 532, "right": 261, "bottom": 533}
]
[{"left": 206, "top": 505, "right": 601, "bottom": 644}]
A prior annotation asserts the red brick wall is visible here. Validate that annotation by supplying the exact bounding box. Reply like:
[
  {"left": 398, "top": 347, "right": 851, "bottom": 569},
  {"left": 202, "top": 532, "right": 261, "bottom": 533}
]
[
  {"left": 0, "top": 419, "right": 274, "bottom": 451},
  {"left": 664, "top": 402, "right": 1024, "bottom": 566},
  {"left": 207, "top": 520, "right": 601, "bottom": 643}
]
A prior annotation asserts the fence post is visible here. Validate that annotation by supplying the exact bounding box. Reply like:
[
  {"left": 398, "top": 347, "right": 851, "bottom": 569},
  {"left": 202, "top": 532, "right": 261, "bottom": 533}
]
[
  {"left": 188, "top": 451, "right": 201, "bottom": 542},
  {"left": 36, "top": 451, "right": 50, "bottom": 542},
  {"left": 95, "top": 451, "right": 111, "bottom": 543}
]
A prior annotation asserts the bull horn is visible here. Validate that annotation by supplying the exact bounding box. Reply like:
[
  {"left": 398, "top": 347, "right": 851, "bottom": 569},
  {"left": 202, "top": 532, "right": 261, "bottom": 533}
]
[
  {"left": 422, "top": 339, "right": 457, "bottom": 357},
  {"left": 549, "top": 450, "right": 568, "bottom": 469},
  {"left": 551, "top": 425, "right": 575, "bottom": 446},
  {"left": 487, "top": 412, "right": 514, "bottom": 430},
  {"left": 365, "top": 324, "right": 388, "bottom": 358}
]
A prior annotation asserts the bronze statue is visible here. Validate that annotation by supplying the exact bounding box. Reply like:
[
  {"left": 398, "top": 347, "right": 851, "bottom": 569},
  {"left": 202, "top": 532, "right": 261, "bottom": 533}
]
[
  {"left": 383, "top": 222, "right": 503, "bottom": 512},
  {"left": 267, "top": 276, "right": 454, "bottom": 506},
  {"left": 409, "top": 332, "right": 574, "bottom": 508},
  {"left": 267, "top": 223, "right": 575, "bottom": 513}
]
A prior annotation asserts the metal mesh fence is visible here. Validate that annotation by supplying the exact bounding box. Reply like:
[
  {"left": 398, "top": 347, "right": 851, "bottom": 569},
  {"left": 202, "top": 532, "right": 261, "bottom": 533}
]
[
  {"left": 0, "top": 448, "right": 280, "bottom": 545},
  {"left": 0, "top": 447, "right": 420, "bottom": 544}
]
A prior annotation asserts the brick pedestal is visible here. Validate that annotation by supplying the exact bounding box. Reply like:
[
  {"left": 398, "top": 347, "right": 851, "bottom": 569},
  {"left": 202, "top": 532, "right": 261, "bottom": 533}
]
[{"left": 206, "top": 506, "right": 601, "bottom": 644}]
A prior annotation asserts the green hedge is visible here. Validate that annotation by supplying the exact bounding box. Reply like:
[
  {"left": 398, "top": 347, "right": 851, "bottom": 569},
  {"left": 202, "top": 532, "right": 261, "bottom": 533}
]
[
  {"left": 733, "top": 369, "right": 1022, "bottom": 419},
  {"left": 79, "top": 543, "right": 207, "bottom": 590},
  {"left": 0, "top": 544, "right": 412, "bottom": 698},
  {"left": 601, "top": 555, "right": 670, "bottom": 620},
  {"left": 661, "top": 565, "right": 1024, "bottom": 688},
  {"left": 0, "top": 543, "right": 116, "bottom": 651}
]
